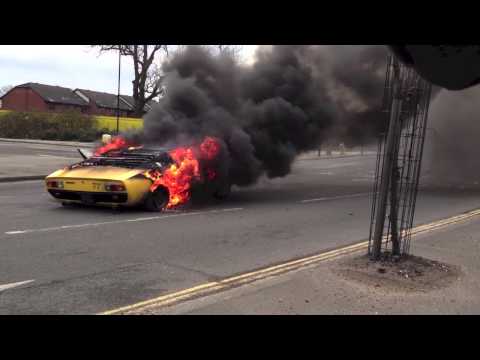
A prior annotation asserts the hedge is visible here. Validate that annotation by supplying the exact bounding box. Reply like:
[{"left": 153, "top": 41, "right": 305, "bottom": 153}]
[
  {"left": 95, "top": 115, "right": 143, "bottom": 132},
  {"left": 0, "top": 111, "right": 106, "bottom": 141},
  {"left": 0, "top": 110, "right": 144, "bottom": 141}
]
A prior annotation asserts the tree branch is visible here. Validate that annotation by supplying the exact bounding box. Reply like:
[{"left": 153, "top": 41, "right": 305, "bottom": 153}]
[{"left": 95, "top": 44, "right": 168, "bottom": 116}]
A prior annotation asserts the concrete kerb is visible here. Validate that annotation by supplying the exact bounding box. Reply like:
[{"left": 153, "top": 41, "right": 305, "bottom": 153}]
[
  {"left": 297, "top": 153, "right": 376, "bottom": 161},
  {"left": 0, "top": 175, "right": 46, "bottom": 183}
]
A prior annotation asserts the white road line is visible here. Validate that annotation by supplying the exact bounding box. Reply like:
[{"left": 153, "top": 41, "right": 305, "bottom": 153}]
[
  {"left": 300, "top": 192, "right": 372, "bottom": 204},
  {"left": 4, "top": 208, "right": 244, "bottom": 236},
  {"left": 0, "top": 280, "right": 35, "bottom": 292},
  {"left": 38, "top": 154, "right": 73, "bottom": 159}
]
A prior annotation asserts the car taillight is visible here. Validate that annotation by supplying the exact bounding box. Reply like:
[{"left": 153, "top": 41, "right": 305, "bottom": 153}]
[
  {"left": 104, "top": 183, "right": 125, "bottom": 192},
  {"left": 47, "top": 180, "right": 64, "bottom": 189}
]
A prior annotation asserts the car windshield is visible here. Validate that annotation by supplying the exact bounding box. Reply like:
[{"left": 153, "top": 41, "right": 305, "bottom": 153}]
[{"left": 74, "top": 148, "right": 174, "bottom": 170}]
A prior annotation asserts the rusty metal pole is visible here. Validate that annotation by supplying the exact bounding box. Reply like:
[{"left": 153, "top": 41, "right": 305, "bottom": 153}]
[{"left": 371, "top": 65, "right": 403, "bottom": 260}]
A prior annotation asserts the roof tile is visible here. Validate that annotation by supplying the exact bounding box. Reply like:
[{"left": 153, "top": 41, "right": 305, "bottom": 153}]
[{"left": 18, "top": 83, "right": 88, "bottom": 106}]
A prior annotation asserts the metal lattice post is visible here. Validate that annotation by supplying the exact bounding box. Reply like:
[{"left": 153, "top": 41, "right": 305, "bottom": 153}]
[
  {"left": 371, "top": 64, "right": 402, "bottom": 260},
  {"left": 368, "top": 54, "right": 432, "bottom": 260}
]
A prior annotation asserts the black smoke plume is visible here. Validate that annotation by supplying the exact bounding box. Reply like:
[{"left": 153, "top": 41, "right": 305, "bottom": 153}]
[
  {"left": 423, "top": 86, "right": 480, "bottom": 187},
  {"left": 140, "top": 45, "right": 389, "bottom": 187}
]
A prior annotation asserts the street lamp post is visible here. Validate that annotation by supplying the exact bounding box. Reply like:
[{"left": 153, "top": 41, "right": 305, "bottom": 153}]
[{"left": 116, "top": 48, "right": 121, "bottom": 135}]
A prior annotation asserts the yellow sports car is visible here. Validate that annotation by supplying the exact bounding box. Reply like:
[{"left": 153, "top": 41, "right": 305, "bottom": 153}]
[{"left": 45, "top": 141, "right": 231, "bottom": 211}]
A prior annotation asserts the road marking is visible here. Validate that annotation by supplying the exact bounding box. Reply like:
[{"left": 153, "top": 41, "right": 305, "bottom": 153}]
[
  {"left": 4, "top": 208, "right": 244, "bottom": 236},
  {"left": 100, "top": 207, "right": 480, "bottom": 315},
  {"left": 38, "top": 154, "right": 75, "bottom": 159},
  {"left": 316, "top": 162, "right": 357, "bottom": 169},
  {"left": 300, "top": 192, "right": 372, "bottom": 204},
  {"left": 0, "top": 280, "right": 35, "bottom": 292}
]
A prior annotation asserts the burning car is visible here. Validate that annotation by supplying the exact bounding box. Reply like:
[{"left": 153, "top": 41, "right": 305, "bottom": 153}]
[{"left": 45, "top": 136, "right": 231, "bottom": 211}]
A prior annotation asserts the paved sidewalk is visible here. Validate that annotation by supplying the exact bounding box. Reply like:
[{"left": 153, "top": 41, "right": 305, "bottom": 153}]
[
  {"left": 0, "top": 139, "right": 86, "bottom": 181},
  {"left": 0, "top": 139, "right": 371, "bottom": 157},
  {"left": 0, "top": 138, "right": 94, "bottom": 148},
  {"left": 137, "top": 213, "right": 480, "bottom": 315},
  {"left": 0, "top": 139, "right": 373, "bottom": 182},
  {"left": 297, "top": 150, "right": 376, "bottom": 160},
  {"left": 0, "top": 155, "right": 72, "bottom": 181}
]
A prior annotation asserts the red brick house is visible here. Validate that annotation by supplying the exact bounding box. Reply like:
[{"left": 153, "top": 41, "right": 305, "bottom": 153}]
[
  {"left": 74, "top": 89, "right": 135, "bottom": 117},
  {"left": 0, "top": 82, "right": 157, "bottom": 117},
  {"left": 0, "top": 83, "right": 89, "bottom": 113}
]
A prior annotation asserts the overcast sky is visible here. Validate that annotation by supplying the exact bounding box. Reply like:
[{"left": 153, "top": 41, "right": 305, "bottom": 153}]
[{"left": 0, "top": 45, "right": 258, "bottom": 96}]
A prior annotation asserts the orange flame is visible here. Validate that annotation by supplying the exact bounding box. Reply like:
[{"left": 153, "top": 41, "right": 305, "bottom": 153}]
[
  {"left": 200, "top": 136, "right": 221, "bottom": 161},
  {"left": 145, "top": 136, "right": 221, "bottom": 209},
  {"left": 94, "top": 136, "right": 138, "bottom": 156}
]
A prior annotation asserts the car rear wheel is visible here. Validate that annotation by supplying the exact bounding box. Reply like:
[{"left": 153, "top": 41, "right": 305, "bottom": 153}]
[
  {"left": 144, "top": 187, "right": 169, "bottom": 212},
  {"left": 213, "top": 182, "right": 231, "bottom": 200}
]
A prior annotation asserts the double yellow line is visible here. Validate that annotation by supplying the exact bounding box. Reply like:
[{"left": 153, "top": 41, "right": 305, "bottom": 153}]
[{"left": 100, "top": 208, "right": 480, "bottom": 315}]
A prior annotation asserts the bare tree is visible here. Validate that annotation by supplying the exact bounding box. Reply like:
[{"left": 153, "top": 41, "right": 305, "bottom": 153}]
[
  {"left": 94, "top": 45, "right": 169, "bottom": 117},
  {"left": 214, "top": 45, "right": 243, "bottom": 59},
  {"left": 0, "top": 85, "right": 13, "bottom": 97}
]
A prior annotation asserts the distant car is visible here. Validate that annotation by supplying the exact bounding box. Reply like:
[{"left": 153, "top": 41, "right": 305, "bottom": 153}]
[{"left": 45, "top": 145, "right": 231, "bottom": 211}]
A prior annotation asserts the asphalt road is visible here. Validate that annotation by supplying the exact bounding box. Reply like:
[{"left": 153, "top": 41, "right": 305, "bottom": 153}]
[
  {"left": 1, "top": 154, "right": 480, "bottom": 314},
  {"left": 0, "top": 141, "right": 81, "bottom": 158}
]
